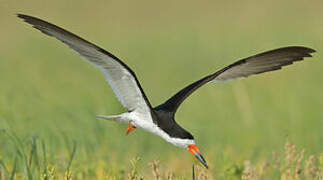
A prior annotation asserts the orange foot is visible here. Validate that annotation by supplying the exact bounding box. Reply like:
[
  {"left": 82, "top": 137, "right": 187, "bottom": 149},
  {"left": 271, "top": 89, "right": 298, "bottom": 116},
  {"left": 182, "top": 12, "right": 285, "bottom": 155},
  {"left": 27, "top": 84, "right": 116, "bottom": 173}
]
[{"left": 126, "top": 121, "right": 136, "bottom": 135}]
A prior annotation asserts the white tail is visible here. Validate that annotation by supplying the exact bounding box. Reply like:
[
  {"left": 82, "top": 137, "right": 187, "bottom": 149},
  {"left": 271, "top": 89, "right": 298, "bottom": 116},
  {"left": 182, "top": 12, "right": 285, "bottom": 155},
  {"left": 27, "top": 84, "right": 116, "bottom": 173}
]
[{"left": 96, "top": 115, "right": 122, "bottom": 122}]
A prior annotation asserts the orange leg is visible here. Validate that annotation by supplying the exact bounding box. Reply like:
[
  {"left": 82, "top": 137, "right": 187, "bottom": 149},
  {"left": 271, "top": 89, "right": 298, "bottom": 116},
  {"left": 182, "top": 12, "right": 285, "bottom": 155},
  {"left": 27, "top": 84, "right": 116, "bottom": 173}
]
[{"left": 126, "top": 121, "right": 136, "bottom": 135}]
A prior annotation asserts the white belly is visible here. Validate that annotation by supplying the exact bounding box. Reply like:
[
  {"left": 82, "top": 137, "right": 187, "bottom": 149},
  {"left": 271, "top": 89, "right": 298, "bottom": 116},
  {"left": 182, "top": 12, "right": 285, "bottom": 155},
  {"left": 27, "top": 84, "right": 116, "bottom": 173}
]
[{"left": 122, "top": 110, "right": 195, "bottom": 149}]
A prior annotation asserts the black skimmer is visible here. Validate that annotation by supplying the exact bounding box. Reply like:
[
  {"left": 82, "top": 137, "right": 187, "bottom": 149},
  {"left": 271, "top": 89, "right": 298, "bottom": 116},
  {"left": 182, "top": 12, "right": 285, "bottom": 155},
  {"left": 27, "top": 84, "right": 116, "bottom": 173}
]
[{"left": 18, "top": 14, "right": 315, "bottom": 169}]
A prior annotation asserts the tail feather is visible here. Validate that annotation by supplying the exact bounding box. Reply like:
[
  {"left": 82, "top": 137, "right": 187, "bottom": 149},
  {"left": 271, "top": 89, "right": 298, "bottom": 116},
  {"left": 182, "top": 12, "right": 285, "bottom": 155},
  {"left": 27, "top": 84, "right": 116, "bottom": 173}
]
[{"left": 96, "top": 115, "right": 122, "bottom": 121}]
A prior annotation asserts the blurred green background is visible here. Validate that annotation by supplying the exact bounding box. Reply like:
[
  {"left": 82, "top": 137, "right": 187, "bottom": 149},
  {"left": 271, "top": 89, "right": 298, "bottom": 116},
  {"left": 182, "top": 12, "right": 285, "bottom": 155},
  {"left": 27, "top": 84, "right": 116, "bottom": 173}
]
[{"left": 0, "top": 0, "right": 322, "bottom": 179}]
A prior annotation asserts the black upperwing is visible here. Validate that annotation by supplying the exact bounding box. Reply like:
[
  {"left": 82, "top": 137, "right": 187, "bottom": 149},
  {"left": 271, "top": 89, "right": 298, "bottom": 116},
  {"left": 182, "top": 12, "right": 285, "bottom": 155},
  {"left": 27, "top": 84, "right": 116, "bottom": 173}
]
[
  {"left": 155, "top": 46, "right": 315, "bottom": 113},
  {"left": 18, "top": 14, "right": 153, "bottom": 112}
]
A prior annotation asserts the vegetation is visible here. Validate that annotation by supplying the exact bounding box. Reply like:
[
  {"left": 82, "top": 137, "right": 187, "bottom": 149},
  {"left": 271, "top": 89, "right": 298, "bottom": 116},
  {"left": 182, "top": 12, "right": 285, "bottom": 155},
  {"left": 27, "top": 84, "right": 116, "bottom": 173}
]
[
  {"left": 1, "top": 0, "right": 322, "bottom": 179},
  {"left": 1, "top": 133, "right": 322, "bottom": 179}
]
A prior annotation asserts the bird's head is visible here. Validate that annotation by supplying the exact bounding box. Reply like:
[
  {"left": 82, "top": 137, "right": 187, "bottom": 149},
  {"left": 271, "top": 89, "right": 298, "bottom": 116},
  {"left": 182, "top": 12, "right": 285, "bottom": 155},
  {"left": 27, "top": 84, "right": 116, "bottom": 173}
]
[{"left": 187, "top": 144, "right": 208, "bottom": 169}]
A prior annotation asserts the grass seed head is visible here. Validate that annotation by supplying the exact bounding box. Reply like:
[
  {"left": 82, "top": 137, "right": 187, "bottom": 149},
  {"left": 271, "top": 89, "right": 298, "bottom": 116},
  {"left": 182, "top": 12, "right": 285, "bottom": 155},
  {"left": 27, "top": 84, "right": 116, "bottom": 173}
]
[{"left": 148, "top": 160, "right": 160, "bottom": 180}]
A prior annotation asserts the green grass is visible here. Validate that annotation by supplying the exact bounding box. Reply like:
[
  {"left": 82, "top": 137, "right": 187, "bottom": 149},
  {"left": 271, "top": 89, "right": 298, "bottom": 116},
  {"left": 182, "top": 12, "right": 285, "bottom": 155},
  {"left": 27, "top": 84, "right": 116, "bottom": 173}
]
[{"left": 1, "top": 0, "right": 323, "bottom": 179}]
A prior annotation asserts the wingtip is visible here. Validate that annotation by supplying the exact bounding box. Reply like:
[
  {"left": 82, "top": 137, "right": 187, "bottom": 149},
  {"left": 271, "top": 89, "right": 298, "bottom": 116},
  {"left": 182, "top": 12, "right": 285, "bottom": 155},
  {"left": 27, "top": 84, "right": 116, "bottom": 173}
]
[
  {"left": 302, "top": 47, "right": 316, "bottom": 59},
  {"left": 298, "top": 46, "right": 316, "bottom": 54},
  {"left": 308, "top": 48, "right": 316, "bottom": 53},
  {"left": 286, "top": 46, "right": 316, "bottom": 58},
  {"left": 16, "top": 13, "right": 28, "bottom": 20},
  {"left": 17, "top": 13, "right": 43, "bottom": 24},
  {"left": 17, "top": 13, "right": 35, "bottom": 24},
  {"left": 301, "top": 46, "right": 316, "bottom": 53}
]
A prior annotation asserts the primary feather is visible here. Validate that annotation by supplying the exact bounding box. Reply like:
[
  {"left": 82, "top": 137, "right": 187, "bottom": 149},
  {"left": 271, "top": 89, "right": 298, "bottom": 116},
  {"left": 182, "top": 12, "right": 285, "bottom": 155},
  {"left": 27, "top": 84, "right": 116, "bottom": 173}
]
[
  {"left": 18, "top": 14, "right": 316, "bottom": 150},
  {"left": 157, "top": 46, "right": 315, "bottom": 113},
  {"left": 17, "top": 14, "right": 152, "bottom": 115}
]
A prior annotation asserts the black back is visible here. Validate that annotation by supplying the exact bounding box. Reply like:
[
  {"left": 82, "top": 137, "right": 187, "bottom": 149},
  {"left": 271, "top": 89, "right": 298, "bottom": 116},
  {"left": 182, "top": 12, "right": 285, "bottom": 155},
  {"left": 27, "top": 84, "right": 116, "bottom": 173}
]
[
  {"left": 18, "top": 15, "right": 315, "bottom": 140},
  {"left": 152, "top": 106, "right": 194, "bottom": 140}
]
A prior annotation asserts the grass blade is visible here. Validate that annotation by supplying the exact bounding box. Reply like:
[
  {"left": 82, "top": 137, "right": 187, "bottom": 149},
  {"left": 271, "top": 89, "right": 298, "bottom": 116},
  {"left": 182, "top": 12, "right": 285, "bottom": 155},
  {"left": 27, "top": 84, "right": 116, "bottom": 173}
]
[
  {"left": 28, "top": 136, "right": 38, "bottom": 167},
  {"left": 9, "top": 157, "right": 18, "bottom": 180},
  {"left": 0, "top": 160, "right": 9, "bottom": 180},
  {"left": 21, "top": 150, "right": 32, "bottom": 180},
  {"left": 66, "top": 140, "right": 77, "bottom": 172},
  {"left": 41, "top": 140, "right": 48, "bottom": 175},
  {"left": 28, "top": 135, "right": 41, "bottom": 178}
]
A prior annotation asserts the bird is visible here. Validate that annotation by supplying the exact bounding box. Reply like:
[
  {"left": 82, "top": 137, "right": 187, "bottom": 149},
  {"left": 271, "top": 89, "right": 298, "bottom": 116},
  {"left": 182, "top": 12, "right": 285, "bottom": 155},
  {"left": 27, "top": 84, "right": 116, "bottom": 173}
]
[{"left": 18, "top": 14, "right": 315, "bottom": 169}]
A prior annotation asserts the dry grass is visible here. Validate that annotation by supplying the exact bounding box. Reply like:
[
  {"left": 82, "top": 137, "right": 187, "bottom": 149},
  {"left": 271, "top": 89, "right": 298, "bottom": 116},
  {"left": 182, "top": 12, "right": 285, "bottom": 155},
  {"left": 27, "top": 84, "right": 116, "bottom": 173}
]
[
  {"left": 241, "top": 139, "right": 323, "bottom": 180},
  {"left": 148, "top": 160, "right": 161, "bottom": 180},
  {"left": 0, "top": 136, "right": 322, "bottom": 179},
  {"left": 1, "top": 0, "right": 323, "bottom": 179}
]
